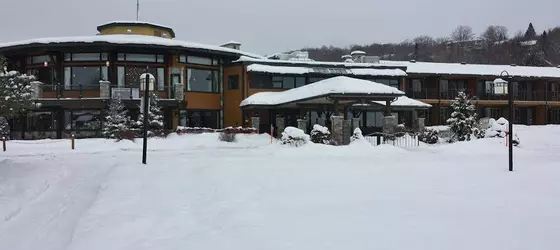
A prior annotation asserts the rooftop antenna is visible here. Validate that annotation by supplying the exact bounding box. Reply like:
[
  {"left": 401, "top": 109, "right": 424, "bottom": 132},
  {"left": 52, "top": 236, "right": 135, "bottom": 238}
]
[{"left": 136, "top": 0, "right": 140, "bottom": 21}]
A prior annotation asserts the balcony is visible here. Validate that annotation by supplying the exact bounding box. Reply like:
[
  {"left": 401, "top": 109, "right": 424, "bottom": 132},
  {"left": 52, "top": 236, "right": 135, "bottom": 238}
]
[
  {"left": 33, "top": 82, "right": 184, "bottom": 101},
  {"left": 405, "top": 89, "right": 439, "bottom": 99},
  {"left": 407, "top": 88, "right": 555, "bottom": 102}
]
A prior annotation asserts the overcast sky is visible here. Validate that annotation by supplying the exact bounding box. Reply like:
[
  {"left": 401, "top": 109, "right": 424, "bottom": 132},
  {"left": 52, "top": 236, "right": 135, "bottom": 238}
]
[{"left": 0, "top": 0, "right": 558, "bottom": 55}]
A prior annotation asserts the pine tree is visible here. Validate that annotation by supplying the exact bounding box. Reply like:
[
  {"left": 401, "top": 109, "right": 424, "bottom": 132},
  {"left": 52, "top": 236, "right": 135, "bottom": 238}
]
[
  {"left": 446, "top": 91, "right": 478, "bottom": 142},
  {"left": 524, "top": 23, "right": 537, "bottom": 40},
  {"left": 103, "top": 96, "right": 131, "bottom": 140},
  {"left": 133, "top": 91, "right": 164, "bottom": 137},
  {"left": 1, "top": 63, "right": 39, "bottom": 138}
]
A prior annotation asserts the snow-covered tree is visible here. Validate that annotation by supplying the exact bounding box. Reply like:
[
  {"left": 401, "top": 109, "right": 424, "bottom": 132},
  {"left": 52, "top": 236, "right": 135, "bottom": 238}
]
[
  {"left": 350, "top": 127, "right": 364, "bottom": 142},
  {"left": 1, "top": 62, "right": 39, "bottom": 137},
  {"left": 103, "top": 96, "right": 131, "bottom": 140},
  {"left": 133, "top": 91, "right": 164, "bottom": 136},
  {"left": 446, "top": 91, "right": 478, "bottom": 142},
  {"left": 310, "top": 124, "right": 330, "bottom": 144}
]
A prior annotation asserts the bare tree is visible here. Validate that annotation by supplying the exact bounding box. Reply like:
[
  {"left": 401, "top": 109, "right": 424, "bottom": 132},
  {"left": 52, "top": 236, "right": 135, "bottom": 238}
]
[
  {"left": 451, "top": 25, "right": 475, "bottom": 41},
  {"left": 413, "top": 36, "right": 436, "bottom": 46},
  {"left": 481, "top": 25, "right": 509, "bottom": 44}
]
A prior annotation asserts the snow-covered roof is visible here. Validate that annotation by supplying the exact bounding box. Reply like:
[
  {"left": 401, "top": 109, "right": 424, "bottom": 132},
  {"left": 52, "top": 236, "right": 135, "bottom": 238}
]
[
  {"left": 220, "top": 40, "right": 241, "bottom": 46},
  {"left": 372, "top": 96, "right": 432, "bottom": 108},
  {"left": 236, "top": 56, "right": 397, "bottom": 68},
  {"left": 379, "top": 60, "right": 560, "bottom": 78},
  {"left": 246, "top": 64, "right": 407, "bottom": 76},
  {"left": 0, "top": 35, "right": 264, "bottom": 59},
  {"left": 350, "top": 50, "right": 366, "bottom": 55},
  {"left": 240, "top": 76, "right": 404, "bottom": 107}
]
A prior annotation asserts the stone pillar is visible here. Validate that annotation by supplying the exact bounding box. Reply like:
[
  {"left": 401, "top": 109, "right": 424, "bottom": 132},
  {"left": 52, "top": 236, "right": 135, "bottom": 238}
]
[
  {"left": 31, "top": 81, "right": 42, "bottom": 100},
  {"left": 343, "top": 119, "right": 352, "bottom": 145},
  {"left": 351, "top": 117, "right": 361, "bottom": 132},
  {"left": 251, "top": 117, "right": 260, "bottom": 133},
  {"left": 417, "top": 118, "right": 425, "bottom": 133},
  {"left": 275, "top": 116, "right": 285, "bottom": 137},
  {"left": 331, "top": 116, "right": 343, "bottom": 145},
  {"left": 99, "top": 80, "right": 110, "bottom": 99},
  {"left": 174, "top": 83, "right": 184, "bottom": 101},
  {"left": 383, "top": 116, "right": 397, "bottom": 134},
  {"left": 297, "top": 119, "right": 307, "bottom": 132}
]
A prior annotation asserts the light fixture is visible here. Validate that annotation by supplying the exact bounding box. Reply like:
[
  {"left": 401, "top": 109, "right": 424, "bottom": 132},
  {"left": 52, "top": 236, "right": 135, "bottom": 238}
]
[
  {"left": 106, "top": 61, "right": 110, "bottom": 67},
  {"left": 43, "top": 61, "right": 48, "bottom": 67}
]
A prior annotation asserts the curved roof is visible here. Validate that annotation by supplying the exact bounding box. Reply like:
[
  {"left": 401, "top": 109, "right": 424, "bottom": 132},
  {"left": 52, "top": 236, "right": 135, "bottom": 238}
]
[
  {"left": 0, "top": 35, "right": 264, "bottom": 59},
  {"left": 97, "top": 21, "right": 176, "bottom": 38}
]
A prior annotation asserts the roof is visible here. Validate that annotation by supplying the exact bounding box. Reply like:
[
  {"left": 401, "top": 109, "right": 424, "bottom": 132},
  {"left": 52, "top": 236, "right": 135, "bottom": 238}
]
[
  {"left": 0, "top": 35, "right": 264, "bottom": 59},
  {"left": 373, "top": 96, "right": 432, "bottom": 109},
  {"left": 379, "top": 60, "right": 560, "bottom": 78},
  {"left": 247, "top": 64, "right": 407, "bottom": 76},
  {"left": 236, "top": 56, "right": 400, "bottom": 68},
  {"left": 97, "top": 21, "right": 176, "bottom": 38},
  {"left": 220, "top": 40, "right": 241, "bottom": 46},
  {"left": 240, "top": 76, "right": 404, "bottom": 108}
]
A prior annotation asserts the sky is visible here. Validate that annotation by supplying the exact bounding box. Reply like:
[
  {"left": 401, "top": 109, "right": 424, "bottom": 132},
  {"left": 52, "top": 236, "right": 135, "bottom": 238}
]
[{"left": 0, "top": 0, "right": 558, "bottom": 56}]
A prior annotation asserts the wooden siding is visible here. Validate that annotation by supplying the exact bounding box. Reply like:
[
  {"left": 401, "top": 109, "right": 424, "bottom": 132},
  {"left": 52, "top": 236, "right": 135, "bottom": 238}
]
[
  {"left": 99, "top": 26, "right": 173, "bottom": 39},
  {"left": 223, "top": 65, "right": 244, "bottom": 127},
  {"left": 185, "top": 92, "right": 221, "bottom": 110}
]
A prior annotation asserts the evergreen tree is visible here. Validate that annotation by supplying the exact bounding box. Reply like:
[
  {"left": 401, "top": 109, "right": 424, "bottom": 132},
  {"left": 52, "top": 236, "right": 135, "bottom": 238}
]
[
  {"left": 103, "top": 96, "right": 131, "bottom": 139},
  {"left": 133, "top": 91, "right": 164, "bottom": 136},
  {"left": 524, "top": 23, "right": 537, "bottom": 40},
  {"left": 446, "top": 91, "right": 478, "bottom": 142},
  {"left": 1, "top": 63, "right": 39, "bottom": 138}
]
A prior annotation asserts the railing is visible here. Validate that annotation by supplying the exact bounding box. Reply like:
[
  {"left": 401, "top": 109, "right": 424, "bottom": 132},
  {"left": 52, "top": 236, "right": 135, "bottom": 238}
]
[
  {"left": 365, "top": 132, "right": 420, "bottom": 148},
  {"left": 35, "top": 84, "right": 180, "bottom": 100},
  {"left": 407, "top": 88, "right": 554, "bottom": 102},
  {"left": 406, "top": 89, "right": 439, "bottom": 99}
]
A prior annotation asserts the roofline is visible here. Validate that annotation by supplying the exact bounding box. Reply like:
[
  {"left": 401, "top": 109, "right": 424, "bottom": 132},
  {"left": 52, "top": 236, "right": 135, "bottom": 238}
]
[
  {"left": 237, "top": 59, "right": 407, "bottom": 70},
  {"left": 240, "top": 92, "right": 404, "bottom": 108},
  {"left": 97, "top": 22, "right": 176, "bottom": 38}
]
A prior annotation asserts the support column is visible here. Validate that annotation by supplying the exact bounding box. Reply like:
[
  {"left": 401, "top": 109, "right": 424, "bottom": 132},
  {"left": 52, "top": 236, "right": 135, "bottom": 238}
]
[
  {"left": 31, "top": 81, "right": 42, "bottom": 100},
  {"left": 385, "top": 100, "right": 392, "bottom": 116},
  {"left": 383, "top": 116, "right": 397, "bottom": 134},
  {"left": 251, "top": 117, "right": 260, "bottom": 133},
  {"left": 343, "top": 119, "right": 351, "bottom": 145},
  {"left": 174, "top": 82, "right": 184, "bottom": 101},
  {"left": 275, "top": 116, "right": 285, "bottom": 138},
  {"left": 333, "top": 100, "right": 340, "bottom": 116},
  {"left": 331, "top": 116, "right": 343, "bottom": 145},
  {"left": 297, "top": 119, "right": 307, "bottom": 132},
  {"left": 99, "top": 80, "right": 110, "bottom": 99},
  {"left": 417, "top": 117, "right": 425, "bottom": 133},
  {"left": 351, "top": 117, "right": 361, "bottom": 132}
]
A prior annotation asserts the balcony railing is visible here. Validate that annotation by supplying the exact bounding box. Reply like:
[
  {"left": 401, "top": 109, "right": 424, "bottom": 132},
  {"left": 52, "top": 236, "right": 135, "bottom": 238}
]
[
  {"left": 405, "top": 89, "right": 439, "bottom": 99},
  {"left": 33, "top": 83, "right": 184, "bottom": 100},
  {"left": 407, "top": 88, "right": 556, "bottom": 102}
]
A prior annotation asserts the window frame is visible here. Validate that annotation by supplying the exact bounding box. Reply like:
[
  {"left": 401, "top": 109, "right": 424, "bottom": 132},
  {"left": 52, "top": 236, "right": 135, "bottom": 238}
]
[
  {"left": 63, "top": 66, "right": 108, "bottom": 90},
  {"left": 186, "top": 68, "right": 220, "bottom": 93},
  {"left": 64, "top": 53, "right": 108, "bottom": 62},
  {"left": 117, "top": 53, "right": 165, "bottom": 63},
  {"left": 227, "top": 75, "right": 239, "bottom": 90}
]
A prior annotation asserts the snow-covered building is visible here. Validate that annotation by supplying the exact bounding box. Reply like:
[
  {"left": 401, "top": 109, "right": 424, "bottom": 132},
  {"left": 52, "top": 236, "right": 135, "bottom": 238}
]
[{"left": 1, "top": 21, "right": 560, "bottom": 139}]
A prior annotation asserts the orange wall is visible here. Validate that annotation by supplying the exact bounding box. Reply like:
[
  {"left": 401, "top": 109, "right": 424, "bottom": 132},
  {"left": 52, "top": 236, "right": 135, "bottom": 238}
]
[
  {"left": 223, "top": 65, "right": 244, "bottom": 126},
  {"left": 185, "top": 92, "right": 221, "bottom": 110}
]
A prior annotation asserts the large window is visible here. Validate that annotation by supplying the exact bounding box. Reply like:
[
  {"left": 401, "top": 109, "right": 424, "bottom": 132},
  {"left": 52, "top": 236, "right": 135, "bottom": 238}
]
[
  {"left": 179, "top": 55, "right": 219, "bottom": 66},
  {"left": 27, "top": 112, "right": 56, "bottom": 131},
  {"left": 187, "top": 68, "right": 219, "bottom": 92},
  {"left": 64, "top": 66, "right": 108, "bottom": 90},
  {"left": 117, "top": 66, "right": 165, "bottom": 91},
  {"left": 64, "top": 110, "right": 102, "bottom": 130},
  {"left": 27, "top": 68, "right": 57, "bottom": 87},
  {"left": 64, "top": 53, "right": 108, "bottom": 62},
  {"left": 186, "top": 110, "right": 219, "bottom": 128},
  {"left": 249, "top": 74, "right": 272, "bottom": 88},
  {"left": 295, "top": 77, "right": 306, "bottom": 88},
  {"left": 118, "top": 53, "right": 164, "bottom": 63},
  {"left": 374, "top": 79, "right": 400, "bottom": 89},
  {"left": 228, "top": 75, "right": 239, "bottom": 90}
]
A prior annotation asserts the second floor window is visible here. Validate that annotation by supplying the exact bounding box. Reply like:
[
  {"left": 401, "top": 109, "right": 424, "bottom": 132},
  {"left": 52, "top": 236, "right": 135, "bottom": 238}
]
[
  {"left": 64, "top": 66, "right": 108, "bottom": 90},
  {"left": 187, "top": 68, "right": 219, "bottom": 92}
]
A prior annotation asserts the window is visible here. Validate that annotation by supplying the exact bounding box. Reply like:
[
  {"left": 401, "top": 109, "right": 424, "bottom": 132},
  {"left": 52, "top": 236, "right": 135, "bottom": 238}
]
[
  {"left": 374, "top": 79, "right": 399, "bottom": 89},
  {"left": 117, "top": 53, "right": 164, "bottom": 63},
  {"left": 272, "top": 76, "right": 283, "bottom": 88},
  {"left": 186, "top": 110, "right": 219, "bottom": 128},
  {"left": 295, "top": 77, "right": 306, "bottom": 88},
  {"left": 64, "top": 66, "right": 108, "bottom": 90},
  {"left": 187, "top": 68, "right": 219, "bottom": 92},
  {"left": 440, "top": 107, "right": 450, "bottom": 124},
  {"left": 27, "top": 112, "right": 55, "bottom": 131},
  {"left": 26, "top": 55, "right": 55, "bottom": 65},
  {"left": 179, "top": 55, "right": 218, "bottom": 66},
  {"left": 366, "top": 112, "right": 384, "bottom": 127},
  {"left": 65, "top": 110, "right": 102, "bottom": 130},
  {"left": 283, "top": 77, "right": 295, "bottom": 89},
  {"left": 412, "top": 79, "right": 422, "bottom": 92},
  {"left": 249, "top": 74, "right": 272, "bottom": 88},
  {"left": 228, "top": 75, "right": 239, "bottom": 90},
  {"left": 117, "top": 66, "right": 165, "bottom": 90},
  {"left": 27, "top": 68, "right": 57, "bottom": 86},
  {"left": 309, "top": 77, "right": 325, "bottom": 84},
  {"left": 439, "top": 79, "right": 449, "bottom": 93},
  {"left": 64, "top": 53, "right": 107, "bottom": 62}
]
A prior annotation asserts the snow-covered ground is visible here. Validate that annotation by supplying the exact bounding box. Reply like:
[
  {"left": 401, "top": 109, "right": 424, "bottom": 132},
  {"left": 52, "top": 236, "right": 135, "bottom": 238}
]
[{"left": 1, "top": 126, "right": 560, "bottom": 250}]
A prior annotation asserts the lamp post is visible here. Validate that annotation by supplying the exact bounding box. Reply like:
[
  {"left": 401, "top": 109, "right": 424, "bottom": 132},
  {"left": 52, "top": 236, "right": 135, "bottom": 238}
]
[
  {"left": 494, "top": 70, "right": 514, "bottom": 172},
  {"left": 140, "top": 72, "right": 155, "bottom": 164}
]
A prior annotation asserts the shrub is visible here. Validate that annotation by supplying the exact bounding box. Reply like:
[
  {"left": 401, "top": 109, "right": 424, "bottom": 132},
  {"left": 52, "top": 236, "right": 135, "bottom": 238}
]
[
  {"left": 485, "top": 117, "right": 520, "bottom": 146},
  {"left": 419, "top": 129, "right": 439, "bottom": 144},
  {"left": 219, "top": 131, "right": 236, "bottom": 142},
  {"left": 281, "top": 126, "right": 310, "bottom": 147},
  {"left": 350, "top": 127, "right": 364, "bottom": 142},
  {"left": 310, "top": 124, "right": 330, "bottom": 144}
]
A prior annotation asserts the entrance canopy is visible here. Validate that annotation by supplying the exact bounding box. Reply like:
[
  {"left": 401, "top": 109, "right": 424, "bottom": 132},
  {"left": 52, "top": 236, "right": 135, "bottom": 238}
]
[{"left": 240, "top": 76, "right": 405, "bottom": 109}]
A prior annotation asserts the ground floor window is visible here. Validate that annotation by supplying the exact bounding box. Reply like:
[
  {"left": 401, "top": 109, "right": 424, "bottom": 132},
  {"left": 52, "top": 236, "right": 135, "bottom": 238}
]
[
  {"left": 64, "top": 110, "right": 102, "bottom": 131},
  {"left": 27, "top": 112, "right": 56, "bottom": 131},
  {"left": 180, "top": 110, "right": 219, "bottom": 128},
  {"left": 440, "top": 107, "right": 450, "bottom": 124},
  {"left": 549, "top": 109, "right": 560, "bottom": 124}
]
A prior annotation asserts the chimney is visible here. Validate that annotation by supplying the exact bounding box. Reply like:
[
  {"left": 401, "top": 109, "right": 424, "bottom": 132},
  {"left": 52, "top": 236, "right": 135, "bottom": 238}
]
[
  {"left": 350, "top": 50, "right": 366, "bottom": 63},
  {"left": 220, "top": 41, "right": 241, "bottom": 50}
]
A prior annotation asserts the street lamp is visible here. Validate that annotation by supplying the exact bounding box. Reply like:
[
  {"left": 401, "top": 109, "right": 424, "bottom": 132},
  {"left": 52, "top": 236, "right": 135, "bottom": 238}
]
[
  {"left": 494, "top": 70, "right": 514, "bottom": 172},
  {"left": 140, "top": 72, "right": 155, "bottom": 164}
]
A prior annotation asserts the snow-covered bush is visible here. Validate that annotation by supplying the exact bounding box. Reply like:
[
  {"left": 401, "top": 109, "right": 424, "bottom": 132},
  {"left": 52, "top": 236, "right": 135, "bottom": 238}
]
[
  {"left": 103, "top": 96, "right": 132, "bottom": 140},
  {"left": 418, "top": 129, "right": 439, "bottom": 144},
  {"left": 281, "top": 126, "right": 310, "bottom": 147},
  {"left": 447, "top": 91, "right": 478, "bottom": 142},
  {"left": 310, "top": 124, "right": 330, "bottom": 144},
  {"left": 350, "top": 127, "right": 364, "bottom": 142},
  {"left": 485, "top": 117, "right": 520, "bottom": 146},
  {"left": 132, "top": 91, "right": 164, "bottom": 137},
  {"left": 219, "top": 131, "right": 236, "bottom": 142},
  {"left": 0, "top": 70, "right": 38, "bottom": 118}
]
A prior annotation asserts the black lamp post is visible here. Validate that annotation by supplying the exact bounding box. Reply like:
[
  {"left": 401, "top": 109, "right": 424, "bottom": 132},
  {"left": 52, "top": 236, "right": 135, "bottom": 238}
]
[
  {"left": 141, "top": 71, "right": 153, "bottom": 164},
  {"left": 495, "top": 70, "right": 514, "bottom": 172}
]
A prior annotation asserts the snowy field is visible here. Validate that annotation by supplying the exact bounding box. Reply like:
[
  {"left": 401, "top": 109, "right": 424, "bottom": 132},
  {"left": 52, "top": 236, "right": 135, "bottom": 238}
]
[{"left": 1, "top": 126, "right": 560, "bottom": 250}]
